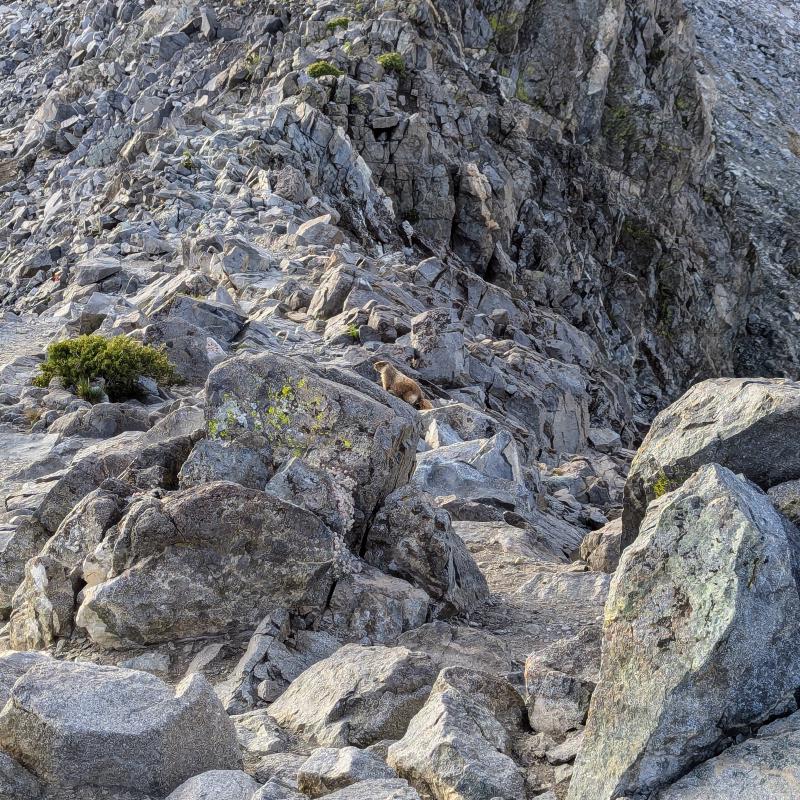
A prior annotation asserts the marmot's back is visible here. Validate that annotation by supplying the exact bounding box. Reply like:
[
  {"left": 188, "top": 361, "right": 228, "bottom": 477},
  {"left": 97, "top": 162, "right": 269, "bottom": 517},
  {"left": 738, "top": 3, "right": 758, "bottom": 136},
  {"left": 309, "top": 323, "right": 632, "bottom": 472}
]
[{"left": 373, "top": 361, "right": 433, "bottom": 411}]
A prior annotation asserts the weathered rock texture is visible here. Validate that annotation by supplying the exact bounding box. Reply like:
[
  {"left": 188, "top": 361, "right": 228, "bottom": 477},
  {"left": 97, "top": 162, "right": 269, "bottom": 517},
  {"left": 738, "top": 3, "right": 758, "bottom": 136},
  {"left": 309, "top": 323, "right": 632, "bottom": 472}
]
[
  {"left": 623, "top": 378, "right": 800, "bottom": 544},
  {"left": 570, "top": 464, "right": 800, "bottom": 800},
  {"left": 0, "top": 660, "right": 240, "bottom": 796}
]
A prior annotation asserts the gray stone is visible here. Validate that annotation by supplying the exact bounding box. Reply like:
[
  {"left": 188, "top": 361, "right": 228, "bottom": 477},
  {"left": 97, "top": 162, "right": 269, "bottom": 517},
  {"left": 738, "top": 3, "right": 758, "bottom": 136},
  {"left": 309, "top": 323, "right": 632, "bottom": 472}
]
[
  {"left": 266, "top": 457, "right": 352, "bottom": 538},
  {"left": 326, "top": 565, "right": 430, "bottom": 644},
  {"left": 364, "top": 486, "right": 488, "bottom": 615},
  {"left": 9, "top": 555, "right": 76, "bottom": 649},
  {"left": 410, "top": 308, "right": 468, "bottom": 387},
  {"left": 569, "top": 464, "right": 800, "bottom": 800},
  {"left": 298, "top": 747, "right": 396, "bottom": 797},
  {"left": 0, "top": 752, "right": 41, "bottom": 800},
  {"left": 322, "top": 780, "right": 421, "bottom": 800},
  {"left": 388, "top": 667, "right": 527, "bottom": 800},
  {"left": 525, "top": 627, "right": 601, "bottom": 735},
  {"left": 578, "top": 518, "right": 622, "bottom": 573},
  {"left": 658, "top": 712, "right": 800, "bottom": 799},
  {"left": 165, "top": 770, "right": 259, "bottom": 800},
  {"left": 768, "top": 478, "right": 800, "bottom": 526},
  {"left": 268, "top": 644, "right": 437, "bottom": 748},
  {"left": 178, "top": 436, "right": 274, "bottom": 490},
  {"left": 623, "top": 378, "right": 800, "bottom": 546},
  {"left": 205, "top": 352, "right": 418, "bottom": 544},
  {"left": 0, "top": 660, "right": 240, "bottom": 796},
  {"left": 151, "top": 295, "right": 245, "bottom": 342},
  {"left": 76, "top": 482, "right": 343, "bottom": 647},
  {"left": 0, "top": 651, "right": 51, "bottom": 708}
]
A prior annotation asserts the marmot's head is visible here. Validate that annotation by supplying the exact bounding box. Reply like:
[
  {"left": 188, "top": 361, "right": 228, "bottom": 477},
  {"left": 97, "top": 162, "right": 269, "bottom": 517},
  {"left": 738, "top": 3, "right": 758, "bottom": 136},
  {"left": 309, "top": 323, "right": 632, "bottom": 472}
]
[{"left": 373, "top": 360, "right": 388, "bottom": 373}]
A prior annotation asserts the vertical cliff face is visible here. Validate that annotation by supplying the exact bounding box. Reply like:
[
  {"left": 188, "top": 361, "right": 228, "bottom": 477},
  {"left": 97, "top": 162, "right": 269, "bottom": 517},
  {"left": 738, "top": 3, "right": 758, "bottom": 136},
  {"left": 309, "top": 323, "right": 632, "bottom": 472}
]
[
  {"left": 323, "top": 0, "right": 755, "bottom": 413},
  {"left": 686, "top": 0, "right": 800, "bottom": 379}
]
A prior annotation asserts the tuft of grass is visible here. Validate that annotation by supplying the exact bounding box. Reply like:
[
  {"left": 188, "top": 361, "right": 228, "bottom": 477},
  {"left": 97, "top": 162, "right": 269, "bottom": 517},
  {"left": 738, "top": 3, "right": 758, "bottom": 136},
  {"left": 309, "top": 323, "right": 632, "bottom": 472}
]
[
  {"left": 306, "top": 60, "right": 344, "bottom": 79},
  {"left": 326, "top": 17, "right": 349, "bottom": 32},
  {"left": 181, "top": 149, "right": 195, "bottom": 170},
  {"left": 33, "top": 335, "right": 175, "bottom": 402},
  {"left": 346, "top": 323, "right": 360, "bottom": 341},
  {"left": 244, "top": 51, "right": 261, "bottom": 79},
  {"left": 76, "top": 378, "right": 105, "bottom": 404},
  {"left": 377, "top": 51, "right": 405, "bottom": 75}
]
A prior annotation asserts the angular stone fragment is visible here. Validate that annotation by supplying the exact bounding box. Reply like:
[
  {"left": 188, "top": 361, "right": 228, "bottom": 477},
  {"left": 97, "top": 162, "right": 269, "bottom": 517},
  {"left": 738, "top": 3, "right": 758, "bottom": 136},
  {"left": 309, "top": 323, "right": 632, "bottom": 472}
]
[
  {"left": 0, "top": 751, "right": 41, "bottom": 800},
  {"left": 298, "top": 747, "right": 396, "bottom": 797},
  {"left": 388, "top": 667, "right": 526, "bottom": 800},
  {"left": 0, "top": 661, "right": 240, "bottom": 796},
  {"left": 525, "top": 627, "right": 601, "bottom": 735},
  {"left": 364, "top": 486, "right": 488, "bottom": 615},
  {"left": 165, "top": 770, "right": 259, "bottom": 800},
  {"left": 178, "top": 436, "right": 273, "bottom": 490},
  {"left": 658, "top": 712, "right": 800, "bottom": 799},
  {"left": 569, "top": 464, "right": 800, "bottom": 800},
  {"left": 323, "top": 780, "right": 421, "bottom": 800},
  {"left": 9, "top": 555, "right": 76, "bottom": 650}
]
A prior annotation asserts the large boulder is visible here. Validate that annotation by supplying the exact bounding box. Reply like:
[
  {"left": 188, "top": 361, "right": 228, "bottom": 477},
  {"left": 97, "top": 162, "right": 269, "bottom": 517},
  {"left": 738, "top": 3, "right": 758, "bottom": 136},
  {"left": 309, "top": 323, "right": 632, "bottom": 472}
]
[
  {"left": 623, "top": 378, "right": 800, "bottom": 546},
  {"left": 268, "top": 645, "right": 437, "bottom": 748},
  {"left": 568, "top": 464, "right": 800, "bottom": 800},
  {"left": 363, "top": 486, "right": 488, "bottom": 615},
  {"left": 388, "top": 667, "right": 527, "bottom": 800},
  {"left": 658, "top": 713, "right": 800, "bottom": 799},
  {"left": 205, "top": 353, "right": 418, "bottom": 545},
  {"left": 76, "top": 482, "right": 344, "bottom": 647},
  {"left": 0, "top": 660, "right": 240, "bottom": 796}
]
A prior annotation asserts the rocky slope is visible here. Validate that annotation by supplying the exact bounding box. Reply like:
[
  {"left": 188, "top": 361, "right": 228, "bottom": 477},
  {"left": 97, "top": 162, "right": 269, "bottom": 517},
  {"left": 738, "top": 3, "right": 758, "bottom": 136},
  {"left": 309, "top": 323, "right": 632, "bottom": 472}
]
[{"left": 0, "top": 0, "right": 798, "bottom": 798}]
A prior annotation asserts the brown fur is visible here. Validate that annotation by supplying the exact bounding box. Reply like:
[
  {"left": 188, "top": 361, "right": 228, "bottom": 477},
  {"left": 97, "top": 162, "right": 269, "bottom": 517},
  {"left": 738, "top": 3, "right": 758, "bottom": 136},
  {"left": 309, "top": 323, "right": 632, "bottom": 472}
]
[{"left": 373, "top": 361, "right": 433, "bottom": 410}]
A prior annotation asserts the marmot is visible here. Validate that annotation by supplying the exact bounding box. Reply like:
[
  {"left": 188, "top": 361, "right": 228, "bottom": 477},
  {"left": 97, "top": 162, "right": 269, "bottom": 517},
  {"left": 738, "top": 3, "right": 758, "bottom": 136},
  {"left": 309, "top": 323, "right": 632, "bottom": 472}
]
[{"left": 373, "top": 360, "right": 433, "bottom": 410}]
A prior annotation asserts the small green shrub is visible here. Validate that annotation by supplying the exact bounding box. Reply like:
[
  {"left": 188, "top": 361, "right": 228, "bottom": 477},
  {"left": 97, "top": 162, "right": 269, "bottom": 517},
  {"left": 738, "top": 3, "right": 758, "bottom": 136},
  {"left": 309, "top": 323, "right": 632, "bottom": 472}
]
[
  {"left": 33, "top": 335, "right": 176, "bottom": 402},
  {"left": 244, "top": 51, "right": 261, "bottom": 78},
  {"left": 326, "top": 16, "right": 349, "bottom": 32},
  {"left": 346, "top": 323, "right": 360, "bottom": 341},
  {"left": 181, "top": 149, "right": 195, "bottom": 170},
  {"left": 377, "top": 51, "right": 405, "bottom": 74},
  {"left": 306, "top": 60, "right": 344, "bottom": 79}
]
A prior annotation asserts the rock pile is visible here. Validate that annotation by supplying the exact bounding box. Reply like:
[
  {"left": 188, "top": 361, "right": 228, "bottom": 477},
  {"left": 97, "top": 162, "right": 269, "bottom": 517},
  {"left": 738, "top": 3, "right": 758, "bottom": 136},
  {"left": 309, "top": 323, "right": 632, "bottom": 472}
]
[{"left": 0, "top": 0, "right": 797, "bottom": 797}]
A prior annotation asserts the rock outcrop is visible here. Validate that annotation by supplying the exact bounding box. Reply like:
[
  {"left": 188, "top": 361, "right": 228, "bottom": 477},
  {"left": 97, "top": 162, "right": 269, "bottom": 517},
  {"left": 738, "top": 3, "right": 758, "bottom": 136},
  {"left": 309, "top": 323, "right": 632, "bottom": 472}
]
[{"left": 0, "top": 0, "right": 797, "bottom": 796}]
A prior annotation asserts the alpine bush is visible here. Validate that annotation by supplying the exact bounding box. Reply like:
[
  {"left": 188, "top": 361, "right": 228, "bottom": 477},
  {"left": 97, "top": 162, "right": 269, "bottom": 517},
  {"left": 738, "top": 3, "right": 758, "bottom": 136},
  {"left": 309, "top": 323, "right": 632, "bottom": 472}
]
[
  {"left": 33, "top": 335, "right": 176, "bottom": 402},
  {"left": 306, "top": 60, "right": 344, "bottom": 79},
  {"left": 377, "top": 51, "right": 405, "bottom": 74}
]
